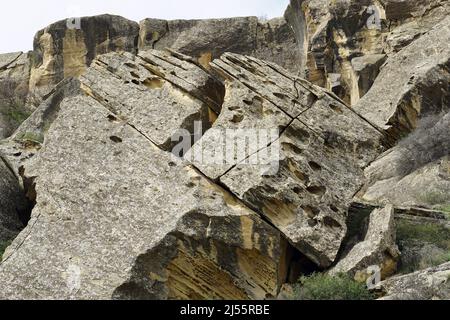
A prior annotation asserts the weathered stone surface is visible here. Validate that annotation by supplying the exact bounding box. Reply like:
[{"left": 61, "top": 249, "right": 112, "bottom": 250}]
[
  {"left": 287, "top": 0, "right": 449, "bottom": 105},
  {"left": 0, "top": 52, "right": 23, "bottom": 70},
  {"left": 29, "top": 14, "right": 139, "bottom": 99},
  {"left": 0, "top": 78, "right": 82, "bottom": 180},
  {"left": 287, "top": 0, "right": 387, "bottom": 105},
  {"left": 355, "top": 16, "right": 450, "bottom": 140},
  {"left": 384, "top": 1, "right": 450, "bottom": 54},
  {"left": 188, "top": 53, "right": 384, "bottom": 268},
  {"left": 139, "top": 17, "right": 303, "bottom": 74},
  {"left": 0, "top": 157, "right": 27, "bottom": 243},
  {"left": 79, "top": 50, "right": 224, "bottom": 150},
  {"left": 331, "top": 205, "right": 400, "bottom": 281},
  {"left": 0, "top": 94, "right": 288, "bottom": 300},
  {"left": 378, "top": 262, "right": 450, "bottom": 300}
]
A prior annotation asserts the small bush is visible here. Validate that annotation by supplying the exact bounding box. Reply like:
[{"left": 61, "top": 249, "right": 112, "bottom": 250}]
[
  {"left": 0, "top": 241, "right": 12, "bottom": 260},
  {"left": 397, "top": 220, "right": 450, "bottom": 273},
  {"left": 18, "top": 132, "right": 44, "bottom": 144},
  {"left": 395, "top": 113, "right": 450, "bottom": 177},
  {"left": 420, "top": 191, "right": 450, "bottom": 207},
  {"left": 294, "top": 273, "right": 374, "bottom": 300},
  {"left": 397, "top": 221, "right": 450, "bottom": 248}
]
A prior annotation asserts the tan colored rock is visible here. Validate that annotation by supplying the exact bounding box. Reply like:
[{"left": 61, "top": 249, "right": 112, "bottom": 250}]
[
  {"left": 139, "top": 16, "right": 303, "bottom": 74},
  {"left": 355, "top": 16, "right": 450, "bottom": 141},
  {"left": 0, "top": 94, "right": 288, "bottom": 300},
  {"left": 287, "top": 0, "right": 449, "bottom": 106},
  {"left": 188, "top": 53, "right": 384, "bottom": 268},
  {"left": 330, "top": 205, "right": 400, "bottom": 281},
  {"left": 29, "top": 15, "right": 139, "bottom": 99},
  {"left": 378, "top": 262, "right": 450, "bottom": 300},
  {"left": 79, "top": 49, "right": 224, "bottom": 150}
]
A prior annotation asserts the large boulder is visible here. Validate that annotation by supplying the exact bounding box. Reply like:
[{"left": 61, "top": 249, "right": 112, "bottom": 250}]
[
  {"left": 378, "top": 262, "right": 450, "bottom": 300},
  {"left": 0, "top": 87, "right": 287, "bottom": 301},
  {"left": 29, "top": 15, "right": 139, "bottom": 99},
  {"left": 0, "top": 51, "right": 293, "bottom": 299},
  {"left": 139, "top": 17, "right": 303, "bottom": 74},
  {"left": 355, "top": 16, "right": 450, "bottom": 141},
  {"left": 330, "top": 205, "right": 400, "bottom": 281},
  {"left": 187, "top": 53, "right": 384, "bottom": 268}
]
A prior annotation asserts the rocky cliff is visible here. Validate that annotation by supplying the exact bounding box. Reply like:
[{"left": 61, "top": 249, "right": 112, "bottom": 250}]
[{"left": 0, "top": 0, "right": 449, "bottom": 300}]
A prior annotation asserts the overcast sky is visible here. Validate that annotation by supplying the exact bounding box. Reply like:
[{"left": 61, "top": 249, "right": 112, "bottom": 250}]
[{"left": 0, "top": 0, "right": 289, "bottom": 53}]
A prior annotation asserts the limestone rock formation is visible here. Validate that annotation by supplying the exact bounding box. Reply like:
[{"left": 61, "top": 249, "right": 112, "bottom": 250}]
[
  {"left": 378, "top": 262, "right": 450, "bottom": 300},
  {"left": 0, "top": 0, "right": 449, "bottom": 301},
  {"left": 0, "top": 51, "right": 292, "bottom": 300},
  {"left": 355, "top": 16, "right": 450, "bottom": 141},
  {"left": 290, "top": 0, "right": 450, "bottom": 106},
  {"left": 139, "top": 16, "right": 303, "bottom": 74},
  {"left": 79, "top": 49, "right": 224, "bottom": 150},
  {"left": 29, "top": 15, "right": 139, "bottom": 99},
  {"left": 330, "top": 205, "right": 400, "bottom": 281},
  {"left": 187, "top": 52, "right": 384, "bottom": 268}
]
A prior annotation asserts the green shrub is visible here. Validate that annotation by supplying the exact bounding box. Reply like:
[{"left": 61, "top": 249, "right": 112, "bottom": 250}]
[
  {"left": 420, "top": 191, "right": 449, "bottom": 206},
  {"left": 396, "top": 220, "right": 450, "bottom": 273},
  {"left": 18, "top": 132, "right": 44, "bottom": 144},
  {"left": 294, "top": 273, "right": 374, "bottom": 300},
  {"left": 397, "top": 221, "right": 450, "bottom": 248},
  {"left": 0, "top": 240, "right": 12, "bottom": 260},
  {"left": 2, "top": 108, "right": 31, "bottom": 125}
]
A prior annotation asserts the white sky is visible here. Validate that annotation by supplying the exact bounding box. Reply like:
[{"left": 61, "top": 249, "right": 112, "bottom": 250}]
[{"left": 0, "top": 0, "right": 289, "bottom": 53}]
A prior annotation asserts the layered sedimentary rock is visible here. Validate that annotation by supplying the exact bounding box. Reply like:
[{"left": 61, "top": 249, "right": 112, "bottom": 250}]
[
  {"left": 79, "top": 49, "right": 224, "bottom": 150},
  {"left": 29, "top": 15, "right": 139, "bottom": 99},
  {"left": 378, "top": 262, "right": 450, "bottom": 300},
  {"left": 187, "top": 53, "right": 384, "bottom": 268},
  {"left": 139, "top": 17, "right": 303, "bottom": 74},
  {"left": 0, "top": 51, "right": 292, "bottom": 299},
  {"left": 355, "top": 16, "right": 450, "bottom": 141},
  {"left": 288, "top": 0, "right": 450, "bottom": 105},
  {"left": 331, "top": 205, "right": 400, "bottom": 281}
]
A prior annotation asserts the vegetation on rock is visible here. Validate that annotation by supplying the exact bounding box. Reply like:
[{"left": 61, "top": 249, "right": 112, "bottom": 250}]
[{"left": 294, "top": 273, "right": 374, "bottom": 300}]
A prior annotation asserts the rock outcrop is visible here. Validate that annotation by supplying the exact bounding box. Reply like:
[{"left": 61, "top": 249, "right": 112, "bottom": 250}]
[
  {"left": 330, "top": 205, "right": 400, "bottom": 281},
  {"left": 29, "top": 15, "right": 139, "bottom": 99},
  {"left": 289, "top": 0, "right": 450, "bottom": 106},
  {"left": 187, "top": 52, "right": 384, "bottom": 268},
  {"left": 0, "top": 51, "right": 292, "bottom": 300},
  {"left": 0, "top": 0, "right": 449, "bottom": 301},
  {"left": 378, "top": 262, "right": 450, "bottom": 300},
  {"left": 139, "top": 17, "right": 303, "bottom": 75},
  {"left": 0, "top": 52, "right": 31, "bottom": 138},
  {"left": 355, "top": 16, "right": 450, "bottom": 141}
]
